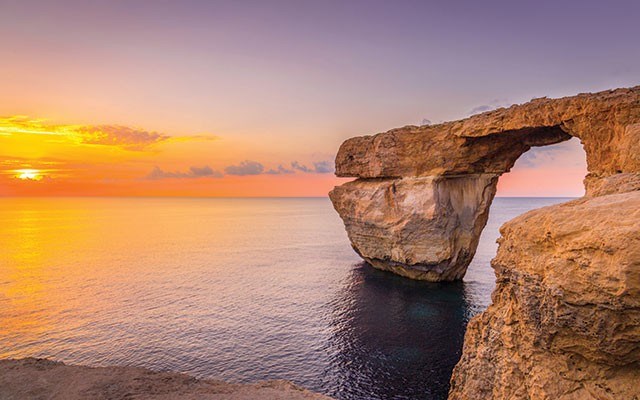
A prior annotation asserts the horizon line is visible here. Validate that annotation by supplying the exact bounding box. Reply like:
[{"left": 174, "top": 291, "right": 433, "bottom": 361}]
[{"left": 0, "top": 195, "right": 580, "bottom": 199}]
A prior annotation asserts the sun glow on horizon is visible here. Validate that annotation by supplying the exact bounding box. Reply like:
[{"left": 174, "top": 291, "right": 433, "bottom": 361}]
[
  {"left": 0, "top": 115, "right": 342, "bottom": 197},
  {"left": 0, "top": 114, "right": 586, "bottom": 197},
  {"left": 15, "top": 169, "right": 43, "bottom": 181}
]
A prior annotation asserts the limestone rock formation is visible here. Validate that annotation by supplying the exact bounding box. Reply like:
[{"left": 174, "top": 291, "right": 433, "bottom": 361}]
[
  {"left": 330, "top": 174, "right": 498, "bottom": 280},
  {"left": 330, "top": 86, "right": 640, "bottom": 281},
  {"left": 330, "top": 86, "right": 640, "bottom": 399},
  {"left": 449, "top": 192, "right": 640, "bottom": 399}
]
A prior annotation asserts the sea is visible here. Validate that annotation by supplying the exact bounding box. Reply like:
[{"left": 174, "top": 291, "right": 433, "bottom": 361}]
[{"left": 0, "top": 197, "right": 571, "bottom": 399}]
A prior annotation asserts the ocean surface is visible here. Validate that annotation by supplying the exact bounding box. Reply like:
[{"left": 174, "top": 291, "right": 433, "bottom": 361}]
[{"left": 0, "top": 197, "right": 571, "bottom": 399}]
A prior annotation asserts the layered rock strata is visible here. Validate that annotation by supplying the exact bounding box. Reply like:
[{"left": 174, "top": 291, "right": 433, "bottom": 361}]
[
  {"left": 330, "top": 86, "right": 640, "bottom": 399},
  {"left": 330, "top": 174, "right": 498, "bottom": 280},
  {"left": 449, "top": 192, "right": 640, "bottom": 399},
  {"left": 330, "top": 86, "right": 640, "bottom": 281}
]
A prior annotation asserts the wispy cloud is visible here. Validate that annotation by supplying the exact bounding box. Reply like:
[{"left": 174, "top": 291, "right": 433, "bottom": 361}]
[
  {"left": 194, "top": 159, "right": 335, "bottom": 177},
  {"left": 167, "top": 135, "right": 220, "bottom": 143},
  {"left": 516, "top": 138, "right": 586, "bottom": 169},
  {"left": 0, "top": 116, "right": 65, "bottom": 136},
  {"left": 0, "top": 116, "right": 218, "bottom": 151},
  {"left": 291, "top": 161, "right": 312, "bottom": 173},
  {"left": 265, "top": 164, "right": 294, "bottom": 175},
  {"left": 145, "top": 165, "right": 223, "bottom": 180},
  {"left": 468, "top": 105, "right": 494, "bottom": 115},
  {"left": 77, "top": 125, "right": 170, "bottom": 150},
  {"left": 468, "top": 99, "right": 513, "bottom": 116},
  {"left": 224, "top": 160, "right": 264, "bottom": 176},
  {"left": 312, "top": 160, "right": 334, "bottom": 173},
  {"left": 291, "top": 160, "right": 334, "bottom": 173}
]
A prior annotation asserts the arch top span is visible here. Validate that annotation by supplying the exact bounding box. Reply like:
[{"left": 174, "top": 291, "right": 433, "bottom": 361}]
[{"left": 329, "top": 86, "right": 640, "bottom": 281}]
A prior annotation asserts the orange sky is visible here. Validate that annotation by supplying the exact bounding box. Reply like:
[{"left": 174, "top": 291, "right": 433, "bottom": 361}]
[
  {"left": 0, "top": 116, "right": 347, "bottom": 197},
  {"left": 0, "top": 114, "right": 587, "bottom": 197},
  {"left": 1, "top": 1, "right": 634, "bottom": 197}
]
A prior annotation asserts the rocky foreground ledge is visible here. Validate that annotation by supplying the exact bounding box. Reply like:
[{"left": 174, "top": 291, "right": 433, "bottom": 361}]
[{"left": 0, "top": 358, "right": 331, "bottom": 400}]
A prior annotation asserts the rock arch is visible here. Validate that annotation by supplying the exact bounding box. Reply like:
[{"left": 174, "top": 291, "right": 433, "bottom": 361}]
[
  {"left": 330, "top": 86, "right": 640, "bottom": 398},
  {"left": 330, "top": 86, "right": 640, "bottom": 281}
]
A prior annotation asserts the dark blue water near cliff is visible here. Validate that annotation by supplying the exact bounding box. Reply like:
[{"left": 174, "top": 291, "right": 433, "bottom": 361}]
[{"left": 0, "top": 197, "right": 571, "bottom": 399}]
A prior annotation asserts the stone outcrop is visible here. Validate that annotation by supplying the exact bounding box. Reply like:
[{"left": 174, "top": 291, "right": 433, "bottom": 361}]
[
  {"left": 0, "top": 358, "right": 331, "bottom": 400},
  {"left": 330, "top": 86, "right": 640, "bottom": 399},
  {"left": 330, "top": 174, "right": 498, "bottom": 280},
  {"left": 330, "top": 86, "right": 640, "bottom": 281},
  {"left": 449, "top": 192, "right": 640, "bottom": 399}
]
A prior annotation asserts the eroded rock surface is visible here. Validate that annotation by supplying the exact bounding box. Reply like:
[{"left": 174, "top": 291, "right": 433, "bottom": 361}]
[
  {"left": 330, "top": 86, "right": 640, "bottom": 281},
  {"left": 331, "top": 174, "right": 497, "bottom": 281},
  {"left": 330, "top": 85, "right": 640, "bottom": 399},
  {"left": 449, "top": 192, "right": 640, "bottom": 399},
  {"left": 0, "top": 358, "right": 331, "bottom": 400}
]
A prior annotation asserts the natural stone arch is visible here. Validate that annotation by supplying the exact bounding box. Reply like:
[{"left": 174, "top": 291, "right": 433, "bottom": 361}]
[
  {"left": 330, "top": 86, "right": 640, "bottom": 398},
  {"left": 330, "top": 86, "right": 640, "bottom": 281}
]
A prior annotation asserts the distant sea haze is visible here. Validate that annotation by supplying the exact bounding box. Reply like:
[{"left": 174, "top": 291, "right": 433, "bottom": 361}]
[{"left": 0, "top": 197, "right": 572, "bottom": 399}]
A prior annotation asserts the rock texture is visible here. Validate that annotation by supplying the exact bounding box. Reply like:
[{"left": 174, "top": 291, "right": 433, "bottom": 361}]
[
  {"left": 0, "top": 358, "right": 332, "bottom": 400},
  {"left": 330, "top": 85, "right": 640, "bottom": 399},
  {"left": 330, "top": 86, "right": 640, "bottom": 281},
  {"left": 330, "top": 174, "right": 498, "bottom": 280},
  {"left": 449, "top": 192, "right": 640, "bottom": 399}
]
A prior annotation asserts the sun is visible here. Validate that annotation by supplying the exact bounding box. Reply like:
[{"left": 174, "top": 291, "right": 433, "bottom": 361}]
[{"left": 15, "top": 169, "right": 43, "bottom": 181}]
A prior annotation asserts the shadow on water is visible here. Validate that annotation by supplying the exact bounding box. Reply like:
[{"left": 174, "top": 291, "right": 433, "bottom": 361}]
[{"left": 323, "top": 262, "right": 476, "bottom": 400}]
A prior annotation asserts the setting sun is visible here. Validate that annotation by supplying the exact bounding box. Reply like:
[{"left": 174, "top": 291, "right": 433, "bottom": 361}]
[{"left": 15, "top": 169, "right": 42, "bottom": 181}]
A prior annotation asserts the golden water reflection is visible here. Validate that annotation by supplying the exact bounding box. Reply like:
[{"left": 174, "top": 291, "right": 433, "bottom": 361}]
[
  {"left": 1, "top": 199, "right": 97, "bottom": 357},
  {"left": 2, "top": 197, "right": 565, "bottom": 399}
]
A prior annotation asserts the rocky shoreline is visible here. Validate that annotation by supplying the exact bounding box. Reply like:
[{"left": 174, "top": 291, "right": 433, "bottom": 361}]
[
  {"left": 449, "top": 192, "right": 640, "bottom": 399},
  {"left": 0, "top": 358, "right": 331, "bottom": 400},
  {"left": 330, "top": 86, "right": 640, "bottom": 399}
]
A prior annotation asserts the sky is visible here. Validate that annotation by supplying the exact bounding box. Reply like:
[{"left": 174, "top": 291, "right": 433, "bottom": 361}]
[{"left": 1, "top": 0, "right": 638, "bottom": 197}]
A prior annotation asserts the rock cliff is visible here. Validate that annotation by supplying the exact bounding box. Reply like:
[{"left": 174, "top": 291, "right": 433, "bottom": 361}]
[
  {"left": 448, "top": 192, "right": 640, "bottom": 399},
  {"left": 330, "top": 86, "right": 640, "bottom": 399},
  {"left": 330, "top": 86, "right": 640, "bottom": 281}
]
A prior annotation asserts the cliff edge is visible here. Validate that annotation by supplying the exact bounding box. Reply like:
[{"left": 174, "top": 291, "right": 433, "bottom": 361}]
[
  {"left": 330, "top": 86, "right": 640, "bottom": 399},
  {"left": 449, "top": 192, "right": 640, "bottom": 399}
]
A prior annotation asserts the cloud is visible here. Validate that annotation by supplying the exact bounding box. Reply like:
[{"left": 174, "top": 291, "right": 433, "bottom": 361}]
[
  {"left": 0, "top": 116, "right": 218, "bottom": 151},
  {"left": 312, "top": 160, "right": 334, "bottom": 173},
  {"left": 516, "top": 138, "right": 586, "bottom": 169},
  {"left": 168, "top": 135, "right": 219, "bottom": 143},
  {"left": 145, "top": 165, "right": 223, "bottom": 180},
  {"left": 469, "top": 105, "right": 494, "bottom": 115},
  {"left": 190, "top": 166, "right": 221, "bottom": 177},
  {"left": 468, "top": 99, "right": 513, "bottom": 116},
  {"left": 224, "top": 160, "right": 334, "bottom": 176},
  {"left": 77, "top": 125, "right": 170, "bottom": 150},
  {"left": 224, "top": 160, "right": 264, "bottom": 176},
  {"left": 291, "top": 160, "right": 334, "bottom": 173},
  {"left": 291, "top": 161, "right": 313, "bottom": 173},
  {"left": 265, "top": 164, "right": 294, "bottom": 175},
  {"left": 78, "top": 128, "right": 218, "bottom": 150},
  {"left": 225, "top": 160, "right": 334, "bottom": 175}
]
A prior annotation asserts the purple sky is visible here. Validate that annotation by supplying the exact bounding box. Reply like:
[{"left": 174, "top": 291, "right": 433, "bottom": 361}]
[{"left": 1, "top": 0, "right": 638, "bottom": 196}]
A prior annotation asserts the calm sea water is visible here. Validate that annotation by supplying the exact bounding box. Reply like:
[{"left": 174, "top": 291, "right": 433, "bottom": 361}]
[{"left": 0, "top": 197, "right": 570, "bottom": 399}]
